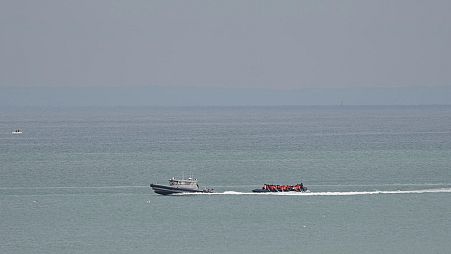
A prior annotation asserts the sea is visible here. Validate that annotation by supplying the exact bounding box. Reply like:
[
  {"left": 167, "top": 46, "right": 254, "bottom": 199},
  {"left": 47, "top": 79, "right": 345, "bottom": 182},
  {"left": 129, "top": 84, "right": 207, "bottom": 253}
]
[{"left": 1, "top": 105, "right": 450, "bottom": 254}]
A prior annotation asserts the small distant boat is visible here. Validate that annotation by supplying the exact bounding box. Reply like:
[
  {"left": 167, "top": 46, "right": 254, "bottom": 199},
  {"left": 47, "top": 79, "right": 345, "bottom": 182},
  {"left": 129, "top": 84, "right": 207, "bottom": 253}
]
[
  {"left": 12, "top": 129, "right": 23, "bottom": 134},
  {"left": 252, "top": 183, "right": 308, "bottom": 193},
  {"left": 150, "top": 177, "right": 214, "bottom": 195}
]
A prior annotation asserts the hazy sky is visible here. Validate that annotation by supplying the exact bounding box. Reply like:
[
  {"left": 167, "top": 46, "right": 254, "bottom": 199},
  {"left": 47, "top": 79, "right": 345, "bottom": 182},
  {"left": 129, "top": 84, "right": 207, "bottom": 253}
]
[{"left": 1, "top": 1, "right": 450, "bottom": 105}]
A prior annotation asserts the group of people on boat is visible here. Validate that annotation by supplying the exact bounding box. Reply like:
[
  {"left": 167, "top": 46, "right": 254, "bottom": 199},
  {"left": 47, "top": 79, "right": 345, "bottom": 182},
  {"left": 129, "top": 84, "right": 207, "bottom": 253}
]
[{"left": 261, "top": 183, "right": 305, "bottom": 192}]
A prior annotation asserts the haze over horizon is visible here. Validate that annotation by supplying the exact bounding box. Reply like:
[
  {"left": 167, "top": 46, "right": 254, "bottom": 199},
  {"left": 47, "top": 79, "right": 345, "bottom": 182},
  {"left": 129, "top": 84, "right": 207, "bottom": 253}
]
[{"left": 1, "top": 1, "right": 450, "bottom": 106}]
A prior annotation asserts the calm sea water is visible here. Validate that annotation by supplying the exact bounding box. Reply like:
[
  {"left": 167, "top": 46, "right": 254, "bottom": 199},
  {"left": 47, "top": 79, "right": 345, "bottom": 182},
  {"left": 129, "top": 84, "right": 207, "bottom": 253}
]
[{"left": 1, "top": 106, "right": 450, "bottom": 254}]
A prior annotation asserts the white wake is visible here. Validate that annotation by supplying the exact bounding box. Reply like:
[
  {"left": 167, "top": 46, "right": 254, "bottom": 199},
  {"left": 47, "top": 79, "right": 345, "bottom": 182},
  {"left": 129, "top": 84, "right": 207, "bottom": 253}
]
[{"left": 194, "top": 188, "right": 451, "bottom": 196}]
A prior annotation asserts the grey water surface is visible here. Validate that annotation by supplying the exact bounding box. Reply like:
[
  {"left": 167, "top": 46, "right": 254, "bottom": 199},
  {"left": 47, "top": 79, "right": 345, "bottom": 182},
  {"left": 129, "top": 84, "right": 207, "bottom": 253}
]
[{"left": 1, "top": 106, "right": 450, "bottom": 253}]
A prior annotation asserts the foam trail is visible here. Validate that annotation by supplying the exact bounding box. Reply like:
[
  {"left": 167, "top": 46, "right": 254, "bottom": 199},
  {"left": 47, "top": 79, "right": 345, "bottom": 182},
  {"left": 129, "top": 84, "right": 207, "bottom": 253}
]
[
  {"left": 193, "top": 188, "right": 451, "bottom": 196},
  {"left": 209, "top": 183, "right": 451, "bottom": 189}
]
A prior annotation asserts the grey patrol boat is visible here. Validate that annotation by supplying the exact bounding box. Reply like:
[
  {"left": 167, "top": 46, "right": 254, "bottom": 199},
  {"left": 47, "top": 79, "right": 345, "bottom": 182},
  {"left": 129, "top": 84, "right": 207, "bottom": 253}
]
[{"left": 150, "top": 177, "right": 214, "bottom": 195}]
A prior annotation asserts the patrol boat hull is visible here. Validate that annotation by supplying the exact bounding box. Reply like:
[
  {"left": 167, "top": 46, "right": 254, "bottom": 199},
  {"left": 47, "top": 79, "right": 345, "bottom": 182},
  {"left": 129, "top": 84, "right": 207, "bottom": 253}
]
[{"left": 150, "top": 183, "right": 213, "bottom": 195}]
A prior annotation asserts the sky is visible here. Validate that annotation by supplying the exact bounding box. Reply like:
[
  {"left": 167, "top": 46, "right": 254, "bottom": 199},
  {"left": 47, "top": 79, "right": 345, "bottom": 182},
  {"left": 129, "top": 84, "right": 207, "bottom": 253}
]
[{"left": 1, "top": 0, "right": 450, "bottom": 106}]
